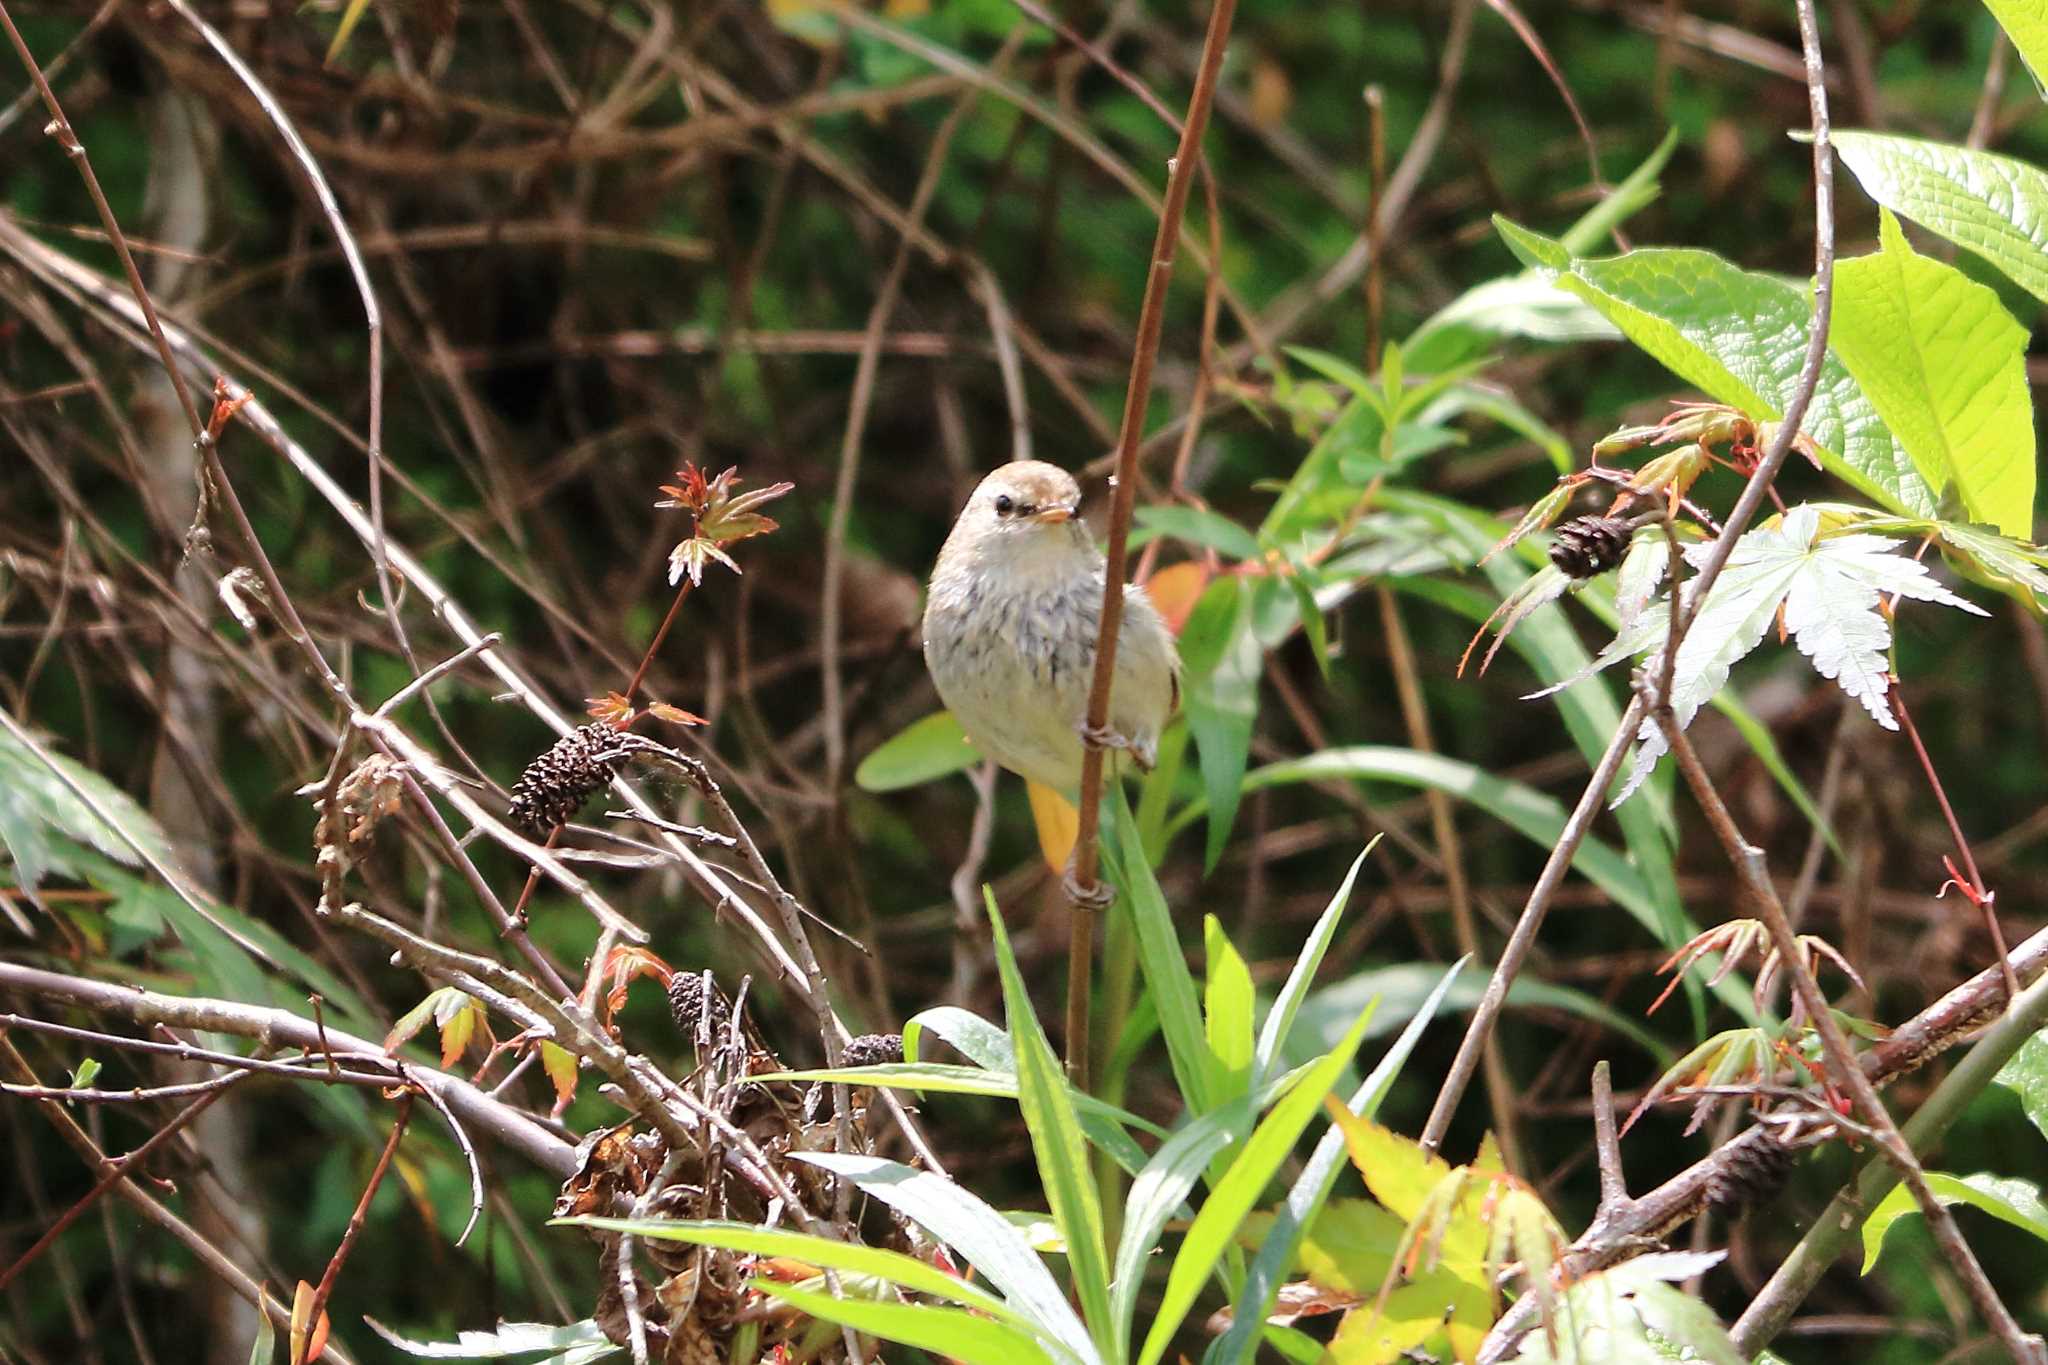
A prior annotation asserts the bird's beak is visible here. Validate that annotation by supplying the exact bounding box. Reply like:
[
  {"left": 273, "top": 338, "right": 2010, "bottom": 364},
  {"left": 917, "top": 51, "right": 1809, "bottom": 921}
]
[{"left": 1032, "top": 503, "right": 1077, "bottom": 524}]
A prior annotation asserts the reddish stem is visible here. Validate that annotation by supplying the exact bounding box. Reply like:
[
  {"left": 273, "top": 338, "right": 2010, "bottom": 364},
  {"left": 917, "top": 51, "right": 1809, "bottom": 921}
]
[
  {"left": 1890, "top": 676, "right": 2018, "bottom": 1001},
  {"left": 297, "top": 1093, "right": 413, "bottom": 1365},
  {"left": 622, "top": 580, "right": 693, "bottom": 708}
]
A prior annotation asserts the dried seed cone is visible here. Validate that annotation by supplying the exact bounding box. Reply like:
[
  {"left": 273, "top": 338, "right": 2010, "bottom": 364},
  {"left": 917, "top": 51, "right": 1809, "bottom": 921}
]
[
  {"left": 1549, "top": 515, "right": 1633, "bottom": 580},
  {"left": 842, "top": 1033, "right": 904, "bottom": 1068},
  {"left": 1706, "top": 1128, "right": 1798, "bottom": 1214},
  {"left": 666, "top": 970, "right": 728, "bottom": 1039},
  {"left": 509, "top": 723, "right": 628, "bottom": 834}
]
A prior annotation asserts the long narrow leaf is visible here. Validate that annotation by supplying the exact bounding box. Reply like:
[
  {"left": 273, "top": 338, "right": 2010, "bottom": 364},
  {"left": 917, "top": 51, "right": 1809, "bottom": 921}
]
[
  {"left": 1209, "top": 960, "right": 1466, "bottom": 1365},
  {"left": 1109, "top": 1100, "right": 1249, "bottom": 1344},
  {"left": 794, "top": 1152, "right": 1096, "bottom": 1364},
  {"left": 756, "top": 1283, "right": 1055, "bottom": 1365},
  {"left": 1253, "top": 843, "right": 1377, "bottom": 1088},
  {"left": 554, "top": 1217, "right": 1020, "bottom": 1326},
  {"left": 1137, "top": 1000, "right": 1383, "bottom": 1365},
  {"left": 986, "top": 890, "right": 1115, "bottom": 1361},
  {"left": 1109, "top": 788, "right": 1218, "bottom": 1114}
]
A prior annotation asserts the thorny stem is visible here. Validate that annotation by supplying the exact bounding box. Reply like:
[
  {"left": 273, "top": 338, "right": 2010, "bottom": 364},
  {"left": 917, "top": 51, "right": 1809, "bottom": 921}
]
[
  {"left": 1421, "top": 0, "right": 1841, "bottom": 1154},
  {"left": 1066, "top": 0, "right": 1239, "bottom": 1088},
  {"left": 1654, "top": 703, "right": 2045, "bottom": 1364},
  {"left": 1890, "top": 677, "right": 2018, "bottom": 1001}
]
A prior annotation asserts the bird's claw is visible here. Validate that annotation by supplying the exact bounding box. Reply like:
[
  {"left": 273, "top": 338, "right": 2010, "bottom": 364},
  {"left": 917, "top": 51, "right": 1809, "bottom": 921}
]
[
  {"left": 1061, "top": 864, "right": 1117, "bottom": 911},
  {"left": 1079, "top": 722, "right": 1154, "bottom": 772}
]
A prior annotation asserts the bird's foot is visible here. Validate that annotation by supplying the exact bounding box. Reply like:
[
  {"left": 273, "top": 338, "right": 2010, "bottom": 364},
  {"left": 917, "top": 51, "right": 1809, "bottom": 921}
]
[
  {"left": 1078, "top": 722, "right": 1154, "bottom": 772},
  {"left": 1061, "top": 862, "right": 1117, "bottom": 911}
]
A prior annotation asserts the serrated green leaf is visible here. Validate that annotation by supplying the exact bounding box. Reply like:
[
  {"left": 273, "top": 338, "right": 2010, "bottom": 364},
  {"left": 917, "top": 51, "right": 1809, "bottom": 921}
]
[
  {"left": 1995, "top": 1030, "right": 2048, "bottom": 1143},
  {"left": 1492, "top": 218, "right": 1937, "bottom": 519},
  {"left": 1508, "top": 1252, "right": 1742, "bottom": 1364},
  {"left": 856, "top": 711, "right": 983, "bottom": 792},
  {"left": 1984, "top": 0, "right": 2048, "bottom": 92},
  {"left": 1834, "top": 130, "right": 2048, "bottom": 305},
  {"left": 1830, "top": 210, "right": 2035, "bottom": 537},
  {"left": 1861, "top": 1172, "right": 2048, "bottom": 1273}
]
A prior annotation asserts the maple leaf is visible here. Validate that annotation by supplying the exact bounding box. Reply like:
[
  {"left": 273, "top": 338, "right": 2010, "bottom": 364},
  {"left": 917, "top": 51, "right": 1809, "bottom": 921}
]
[
  {"left": 667, "top": 535, "right": 740, "bottom": 587},
  {"left": 585, "top": 691, "right": 635, "bottom": 728},
  {"left": 1538, "top": 505, "right": 1986, "bottom": 803}
]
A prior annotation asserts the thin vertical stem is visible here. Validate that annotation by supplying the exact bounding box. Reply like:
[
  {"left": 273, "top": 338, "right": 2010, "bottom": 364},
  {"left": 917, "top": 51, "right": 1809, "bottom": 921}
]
[{"left": 1063, "top": 0, "right": 1240, "bottom": 1087}]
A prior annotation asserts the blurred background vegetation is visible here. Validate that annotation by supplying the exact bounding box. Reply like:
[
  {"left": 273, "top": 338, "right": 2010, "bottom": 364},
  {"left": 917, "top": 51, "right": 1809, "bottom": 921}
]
[{"left": 1, "top": 0, "right": 2044, "bottom": 1361}]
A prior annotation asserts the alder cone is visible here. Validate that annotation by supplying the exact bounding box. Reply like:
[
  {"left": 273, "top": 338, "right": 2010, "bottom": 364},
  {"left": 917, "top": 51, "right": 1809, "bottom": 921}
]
[
  {"left": 1549, "top": 515, "right": 1633, "bottom": 580},
  {"left": 1705, "top": 1127, "right": 1798, "bottom": 1214},
  {"left": 841, "top": 1033, "right": 904, "bottom": 1068},
  {"left": 509, "top": 723, "right": 629, "bottom": 834}
]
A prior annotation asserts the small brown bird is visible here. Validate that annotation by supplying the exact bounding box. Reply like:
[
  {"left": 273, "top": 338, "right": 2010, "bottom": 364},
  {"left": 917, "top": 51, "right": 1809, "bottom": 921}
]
[{"left": 922, "top": 461, "right": 1182, "bottom": 804}]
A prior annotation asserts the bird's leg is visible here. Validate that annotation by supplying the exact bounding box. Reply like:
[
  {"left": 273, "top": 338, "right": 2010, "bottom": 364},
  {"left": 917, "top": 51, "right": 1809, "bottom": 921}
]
[
  {"left": 1061, "top": 860, "right": 1117, "bottom": 911},
  {"left": 1078, "top": 722, "right": 1155, "bottom": 772}
]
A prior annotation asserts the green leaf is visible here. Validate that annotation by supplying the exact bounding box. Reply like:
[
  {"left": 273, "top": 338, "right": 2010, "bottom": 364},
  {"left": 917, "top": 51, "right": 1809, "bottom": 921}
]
[
  {"left": 1861, "top": 1172, "right": 2048, "bottom": 1273},
  {"left": 903, "top": 1004, "right": 1015, "bottom": 1071},
  {"left": 1179, "top": 579, "right": 1263, "bottom": 871},
  {"left": 1984, "top": 0, "right": 2048, "bottom": 92},
  {"left": 68, "top": 1057, "right": 101, "bottom": 1091},
  {"left": 1508, "top": 1251, "right": 1743, "bottom": 1364},
  {"left": 795, "top": 1151, "right": 1096, "bottom": 1363},
  {"left": 556, "top": 1218, "right": 1021, "bottom": 1325},
  {"left": 755, "top": 1284, "right": 1056, "bottom": 1365},
  {"left": 1213, "top": 963, "right": 1465, "bottom": 1365},
  {"left": 1109, "top": 788, "right": 1220, "bottom": 1115},
  {"left": 1994, "top": 1028, "right": 2048, "bottom": 1142},
  {"left": 1136, "top": 1001, "right": 1381, "bottom": 1365},
  {"left": 0, "top": 725, "right": 174, "bottom": 891},
  {"left": 1834, "top": 130, "right": 2048, "bottom": 304},
  {"left": 1133, "top": 505, "right": 1262, "bottom": 562},
  {"left": 985, "top": 890, "right": 1115, "bottom": 1359},
  {"left": 1110, "top": 1100, "right": 1247, "bottom": 1345},
  {"left": 856, "top": 711, "right": 982, "bottom": 792},
  {"left": 752, "top": 1062, "right": 1168, "bottom": 1143},
  {"left": 1204, "top": 916, "right": 1255, "bottom": 1104},
  {"left": 1290, "top": 962, "right": 1668, "bottom": 1064},
  {"left": 1325, "top": 1270, "right": 1489, "bottom": 1363},
  {"left": 1254, "top": 845, "right": 1375, "bottom": 1089},
  {"left": 246, "top": 1307, "right": 277, "bottom": 1365},
  {"left": 1493, "top": 217, "right": 1938, "bottom": 519},
  {"left": 1830, "top": 209, "right": 2035, "bottom": 537}
]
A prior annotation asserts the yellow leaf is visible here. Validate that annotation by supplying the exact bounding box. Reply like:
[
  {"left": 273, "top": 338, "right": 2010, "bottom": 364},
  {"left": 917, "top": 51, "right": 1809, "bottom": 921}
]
[
  {"left": 324, "top": 0, "right": 374, "bottom": 66},
  {"left": 1026, "top": 781, "right": 1078, "bottom": 875},
  {"left": 539, "top": 1041, "right": 578, "bottom": 1118},
  {"left": 1323, "top": 1100, "right": 1456, "bottom": 1222},
  {"left": 289, "top": 1280, "right": 330, "bottom": 1364}
]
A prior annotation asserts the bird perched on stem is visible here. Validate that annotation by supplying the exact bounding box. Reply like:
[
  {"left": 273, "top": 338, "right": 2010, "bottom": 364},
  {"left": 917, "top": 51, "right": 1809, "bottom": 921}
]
[{"left": 923, "top": 461, "right": 1181, "bottom": 894}]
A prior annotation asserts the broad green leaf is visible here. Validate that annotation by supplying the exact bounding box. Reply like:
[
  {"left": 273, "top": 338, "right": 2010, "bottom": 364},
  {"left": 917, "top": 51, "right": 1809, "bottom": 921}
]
[
  {"left": 1494, "top": 217, "right": 1937, "bottom": 518},
  {"left": 1994, "top": 1029, "right": 2048, "bottom": 1142},
  {"left": 754, "top": 1062, "right": 1168, "bottom": 1151},
  {"left": 1507, "top": 1251, "right": 1742, "bottom": 1364},
  {"left": 1326, "top": 1270, "right": 1490, "bottom": 1363},
  {"left": 1407, "top": 131, "right": 1677, "bottom": 373},
  {"left": 1984, "top": 0, "right": 2048, "bottom": 91},
  {"left": 1830, "top": 210, "right": 2035, "bottom": 536},
  {"left": 1110, "top": 1101, "right": 1247, "bottom": 1345},
  {"left": 1834, "top": 130, "right": 2048, "bottom": 304},
  {"left": 556, "top": 1218, "right": 1020, "bottom": 1326},
  {"left": 855, "top": 711, "right": 982, "bottom": 791},
  {"left": 1109, "top": 788, "right": 1219, "bottom": 1114},
  {"left": 796, "top": 1151, "right": 1095, "bottom": 1363},
  {"left": 986, "top": 892, "right": 1115, "bottom": 1360},
  {"left": 1204, "top": 916, "right": 1255, "bottom": 1103},
  {"left": 0, "top": 725, "right": 174, "bottom": 891},
  {"left": 1136, "top": 1002, "right": 1381, "bottom": 1365},
  {"left": 755, "top": 1283, "right": 1056, "bottom": 1365},
  {"left": 1254, "top": 845, "right": 1374, "bottom": 1089},
  {"left": 1213, "top": 962, "right": 1464, "bottom": 1365},
  {"left": 1861, "top": 1172, "right": 2048, "bottom": 1273}
]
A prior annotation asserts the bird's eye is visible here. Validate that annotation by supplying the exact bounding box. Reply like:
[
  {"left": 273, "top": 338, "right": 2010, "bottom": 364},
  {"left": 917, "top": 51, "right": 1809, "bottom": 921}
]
[{"left": 993, "top": 494, "right": 1014, "bottom": 516}]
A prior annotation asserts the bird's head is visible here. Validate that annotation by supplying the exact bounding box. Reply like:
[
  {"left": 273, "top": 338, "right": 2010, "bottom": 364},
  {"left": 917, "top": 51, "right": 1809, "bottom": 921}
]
[{"left": 965, "top": 461, "right": 1086, "bottom": 539}]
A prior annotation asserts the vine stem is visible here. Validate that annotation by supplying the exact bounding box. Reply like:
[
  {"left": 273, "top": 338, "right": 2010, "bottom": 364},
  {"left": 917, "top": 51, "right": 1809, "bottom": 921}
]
[
  {"left": 1420, "top": 0, "right": 1840, "bottom": 1155},
  {"left": 1064, "top": 0, "right": 1239, "bottom": 1090}
]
